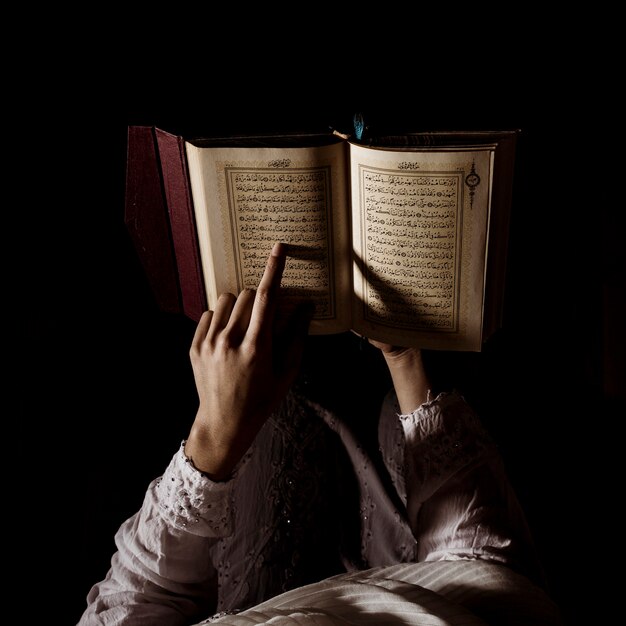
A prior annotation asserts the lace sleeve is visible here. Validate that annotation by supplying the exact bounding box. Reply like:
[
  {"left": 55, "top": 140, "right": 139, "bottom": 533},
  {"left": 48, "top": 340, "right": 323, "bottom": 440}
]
[
  {"left": 154, "top": 440, "right": 254, "bottom": 537},
  {"left": 399, "top": 390, "right": 497, "bottom": 509}
]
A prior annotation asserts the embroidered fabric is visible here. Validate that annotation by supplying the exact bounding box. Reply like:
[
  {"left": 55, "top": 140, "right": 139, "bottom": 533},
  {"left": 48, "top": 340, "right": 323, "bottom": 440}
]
[
  {"left": 208, "top": 392, "right": 348, "bottom": 612},
  {"left": 147, "top": 389, "right": 534, "bottom": 616},
  {"left": 399, "top": 390, "right": 497, "bottom": 503},
  {"left": 78, "top": 384, "right": 547, "bottom": 626},
  {"left": 154, "top": 441, "right": 253, "bottom": 537}
]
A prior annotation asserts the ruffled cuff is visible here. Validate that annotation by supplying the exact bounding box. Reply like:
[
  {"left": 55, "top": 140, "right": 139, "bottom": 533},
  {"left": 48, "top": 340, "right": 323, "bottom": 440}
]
[
  {"left": 153, "top": 441, "right": 253, "bottom": 537},
  {"left": 398, "top": 391, "right": 496, "bottom": 499}
]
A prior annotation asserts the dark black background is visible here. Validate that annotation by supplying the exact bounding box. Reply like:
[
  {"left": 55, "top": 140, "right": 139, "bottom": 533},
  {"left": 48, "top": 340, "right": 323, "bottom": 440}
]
[{"left": 21, "top": 34, "right": 622, "bottom": 626}]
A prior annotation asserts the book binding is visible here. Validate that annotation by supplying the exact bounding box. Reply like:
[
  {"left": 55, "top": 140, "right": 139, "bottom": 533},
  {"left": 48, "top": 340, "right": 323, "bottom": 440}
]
[{"left": 124, "top": 126, "right": 206, "bottom": 321}]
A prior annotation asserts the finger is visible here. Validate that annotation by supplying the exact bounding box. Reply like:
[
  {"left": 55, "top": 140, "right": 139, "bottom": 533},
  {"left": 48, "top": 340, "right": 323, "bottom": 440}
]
[
  {"left": 247, "top": 242, "right": 286, "bottom": 339},
  {"left": 191, "top": 310, "right": 214, "bottom": 351},
  {"left": 223, "top": 288, "right": 256, "bottom": 342},
  {"left": 206, "top": 292, "right": 237, "bottom": 341}
]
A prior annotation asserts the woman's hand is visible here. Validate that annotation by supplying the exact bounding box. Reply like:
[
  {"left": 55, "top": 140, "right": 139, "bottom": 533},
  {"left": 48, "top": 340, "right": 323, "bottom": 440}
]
[{"left": 184, "top": 243, "right": 313, "bottom": 480}]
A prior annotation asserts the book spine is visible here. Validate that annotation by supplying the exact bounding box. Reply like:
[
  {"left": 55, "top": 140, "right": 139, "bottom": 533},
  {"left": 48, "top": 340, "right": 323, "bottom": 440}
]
[
  {"left": 154, "top": 128, "right": 207, "bottom": 322},
  {"left": 124, "top": 126, "right": 182, "bottom": 314}
]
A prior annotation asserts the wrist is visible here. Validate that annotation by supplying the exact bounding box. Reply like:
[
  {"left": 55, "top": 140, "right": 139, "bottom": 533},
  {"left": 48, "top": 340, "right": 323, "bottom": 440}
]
[
  {"left": 382, "top": 347, "right": 423, "bottom": 371},
  {"left": 185, "top": 419, "right": 235, "bottom": 481},
  {"left": 382, "top": 349, "right": 431, "bottom": 414}
]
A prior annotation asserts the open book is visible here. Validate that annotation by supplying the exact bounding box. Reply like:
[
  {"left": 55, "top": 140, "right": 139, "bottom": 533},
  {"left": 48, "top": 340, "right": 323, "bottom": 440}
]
[{"left": 125, "top": 126, "right": 519, "bottom": 351}]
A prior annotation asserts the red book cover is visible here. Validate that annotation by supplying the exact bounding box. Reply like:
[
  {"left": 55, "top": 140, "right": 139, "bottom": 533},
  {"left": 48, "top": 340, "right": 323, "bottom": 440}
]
[
  {"left": 124, "top": 126, "right": 182, "bottom": 315},
  {"left": 154, "top": 128, "right": 206, "bottom": 322},
  {"left": 124, "top": 126, "right": 207, "bottom": 321}
]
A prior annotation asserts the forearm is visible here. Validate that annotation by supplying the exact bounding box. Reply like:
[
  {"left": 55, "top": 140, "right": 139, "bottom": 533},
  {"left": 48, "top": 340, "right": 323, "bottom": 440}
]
[
  {"left": 78, "top": 444, "right": 235, "bottom": 625},
  {"left": 185, "top": 418, "right": 240, "bottom": 482},
  {"left": 399, "top": 391, "right": 543, "bottom": 582},
  {"left": 382, "top": 348, "right": 431, "bottom": 415},
  {"left": 80, "top": 515, "right": 214, "bottom": 626}
]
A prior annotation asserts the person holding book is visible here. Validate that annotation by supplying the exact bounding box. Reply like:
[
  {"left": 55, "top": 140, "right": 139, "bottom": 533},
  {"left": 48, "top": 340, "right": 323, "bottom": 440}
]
[{"left": 77, "top": 243, "right": 562, "bottom": 625}]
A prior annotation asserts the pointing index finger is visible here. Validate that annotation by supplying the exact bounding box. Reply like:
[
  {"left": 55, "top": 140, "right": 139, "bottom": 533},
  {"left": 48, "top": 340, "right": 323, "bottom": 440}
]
[{"left": 247, "top": 242, "right": 286, "bottom": 338}]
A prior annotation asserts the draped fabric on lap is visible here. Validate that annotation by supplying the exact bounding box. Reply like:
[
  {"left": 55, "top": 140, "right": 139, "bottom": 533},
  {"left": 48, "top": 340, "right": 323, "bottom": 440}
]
[{"left": 202, "top": 561, "right": 562, "bottom": 625}]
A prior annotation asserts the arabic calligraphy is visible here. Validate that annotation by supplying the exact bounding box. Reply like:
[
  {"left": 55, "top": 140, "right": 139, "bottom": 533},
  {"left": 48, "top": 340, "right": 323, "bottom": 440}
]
[
  {"left": 360, "top": 167, "right": 462, "bottom": 330},
  {"left": 226, "top": 167, "right": 334, "bottom": 317}
]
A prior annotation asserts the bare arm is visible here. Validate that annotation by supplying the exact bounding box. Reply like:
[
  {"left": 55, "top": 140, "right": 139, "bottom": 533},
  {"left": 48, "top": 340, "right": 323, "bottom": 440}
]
[{"left": 368, "top": 340, "right": 431, "bottom": 414}]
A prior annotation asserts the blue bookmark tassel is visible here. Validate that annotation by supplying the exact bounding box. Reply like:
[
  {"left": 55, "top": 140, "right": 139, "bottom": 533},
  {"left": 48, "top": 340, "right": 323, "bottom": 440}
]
[{"left": 353, "top": 112, "right": 365, "bottom": 141}]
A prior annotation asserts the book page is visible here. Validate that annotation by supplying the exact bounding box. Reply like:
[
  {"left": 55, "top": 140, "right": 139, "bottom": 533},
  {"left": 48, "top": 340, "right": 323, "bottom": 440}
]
[
  {"left": 349, "top": 143, "right": 494, "bottom": 351},
  {"left": 185, "top": 142, "right": 351, "bottom": 334}
]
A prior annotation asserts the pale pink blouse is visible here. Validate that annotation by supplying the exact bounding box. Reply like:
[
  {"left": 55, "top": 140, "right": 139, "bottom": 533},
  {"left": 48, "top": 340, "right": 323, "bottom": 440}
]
[{"left": 77, "top": 390, "right": 559, "bottom": 625}]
